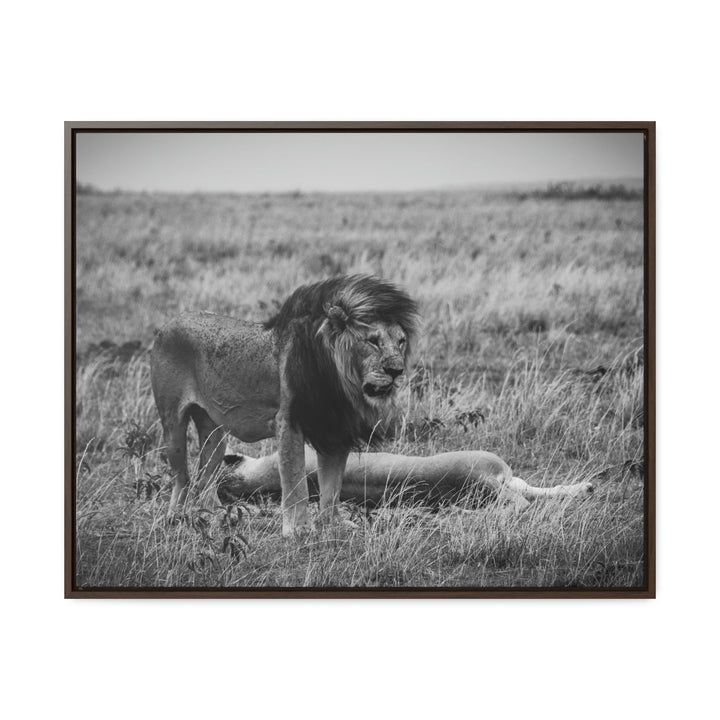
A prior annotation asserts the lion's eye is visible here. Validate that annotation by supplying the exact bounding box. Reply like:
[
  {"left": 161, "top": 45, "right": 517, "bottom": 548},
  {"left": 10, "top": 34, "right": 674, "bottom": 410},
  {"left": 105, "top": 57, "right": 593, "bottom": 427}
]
[
  {"left": 367, "top": 337, "right": 381, "bottom": 348},
  {"left": 398, "top": 337, "right": 406, "bottom": 347}
]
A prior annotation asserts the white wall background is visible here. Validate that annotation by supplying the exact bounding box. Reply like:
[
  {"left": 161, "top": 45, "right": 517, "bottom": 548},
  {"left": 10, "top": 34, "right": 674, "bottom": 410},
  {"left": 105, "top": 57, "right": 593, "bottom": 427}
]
[{"left": 1, "top": 2, "right": 717, "bottom": 718}]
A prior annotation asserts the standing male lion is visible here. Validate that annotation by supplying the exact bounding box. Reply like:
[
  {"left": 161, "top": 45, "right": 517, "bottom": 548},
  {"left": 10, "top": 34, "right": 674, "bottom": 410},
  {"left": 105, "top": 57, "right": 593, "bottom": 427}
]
[{"left": 150, "top": 274, "right": 419, "bottom": 536}]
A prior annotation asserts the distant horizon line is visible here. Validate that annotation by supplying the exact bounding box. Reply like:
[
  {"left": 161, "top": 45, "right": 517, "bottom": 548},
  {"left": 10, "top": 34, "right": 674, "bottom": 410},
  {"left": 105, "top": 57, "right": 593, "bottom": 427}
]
[{"left": 76, "top": 175, "right": 644, "bottom": 196}]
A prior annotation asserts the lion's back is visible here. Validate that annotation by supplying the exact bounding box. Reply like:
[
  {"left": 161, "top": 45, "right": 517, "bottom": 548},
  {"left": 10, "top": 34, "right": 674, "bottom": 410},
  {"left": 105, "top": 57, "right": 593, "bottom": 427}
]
[
  {"left": 151, "top": 313, "right": 280, "bottom": 414},
  {"left": 153, "top": 312, "right": 271, "bottom": 362}
]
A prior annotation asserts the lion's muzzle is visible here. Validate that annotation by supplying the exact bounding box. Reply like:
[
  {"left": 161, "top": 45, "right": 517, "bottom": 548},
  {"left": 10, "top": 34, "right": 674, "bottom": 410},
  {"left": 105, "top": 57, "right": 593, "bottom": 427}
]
[{"left": 363, "top": 381, "right": 396, "bottom": 398}]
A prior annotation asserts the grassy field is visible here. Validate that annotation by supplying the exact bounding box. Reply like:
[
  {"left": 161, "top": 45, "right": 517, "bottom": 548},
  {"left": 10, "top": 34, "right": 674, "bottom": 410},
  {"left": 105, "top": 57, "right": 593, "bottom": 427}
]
[{"left": 74, "top": 184, "right": 645, "bottom": 589}]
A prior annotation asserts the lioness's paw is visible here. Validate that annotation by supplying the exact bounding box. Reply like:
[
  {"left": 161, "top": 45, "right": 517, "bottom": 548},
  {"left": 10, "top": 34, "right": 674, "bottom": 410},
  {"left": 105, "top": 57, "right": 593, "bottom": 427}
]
[
  {"left": 571, "top": 481, "right": 594, "bottom": 496},
  {"left": 341, "top": 517, "right": 359, "bottom": 530}
]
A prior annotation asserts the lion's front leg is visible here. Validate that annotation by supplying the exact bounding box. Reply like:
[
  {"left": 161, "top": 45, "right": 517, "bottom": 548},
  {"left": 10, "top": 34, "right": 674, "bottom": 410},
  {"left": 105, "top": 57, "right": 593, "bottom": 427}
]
[
  {"left": 317, "top": 450, "right": 349, "bottom": 524},
  {"left": 277, "top": 413, "right": 310, "bottom": 537}
]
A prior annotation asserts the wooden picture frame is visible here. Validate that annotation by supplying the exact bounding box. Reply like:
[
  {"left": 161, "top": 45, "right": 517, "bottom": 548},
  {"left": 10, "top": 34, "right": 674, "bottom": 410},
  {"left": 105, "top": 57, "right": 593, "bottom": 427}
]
[{"left": 65, "top": 122, "right": 655, "bottom": 598}]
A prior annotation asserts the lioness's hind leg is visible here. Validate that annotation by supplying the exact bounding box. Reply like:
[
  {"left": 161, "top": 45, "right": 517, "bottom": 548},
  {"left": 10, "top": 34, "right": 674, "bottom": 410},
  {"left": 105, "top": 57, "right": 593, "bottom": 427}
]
[
  {"left": 191, "top": 406, "right": 227, "bottom": 500},
  {"left": 509, "top": 476, "right": 594, "bottom": 499}
]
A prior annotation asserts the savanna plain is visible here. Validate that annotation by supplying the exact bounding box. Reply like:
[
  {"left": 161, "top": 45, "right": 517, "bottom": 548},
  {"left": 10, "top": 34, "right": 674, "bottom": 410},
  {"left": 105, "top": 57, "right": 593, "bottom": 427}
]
[{"left": 74, "top": 183, "right": 646, "bottom": 589}]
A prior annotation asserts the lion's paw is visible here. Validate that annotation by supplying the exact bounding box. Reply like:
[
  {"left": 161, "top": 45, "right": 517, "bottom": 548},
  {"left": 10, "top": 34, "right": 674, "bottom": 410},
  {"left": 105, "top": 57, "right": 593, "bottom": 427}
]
[{"left": 282, "top": 522, "right": 313, "bottom": 540}]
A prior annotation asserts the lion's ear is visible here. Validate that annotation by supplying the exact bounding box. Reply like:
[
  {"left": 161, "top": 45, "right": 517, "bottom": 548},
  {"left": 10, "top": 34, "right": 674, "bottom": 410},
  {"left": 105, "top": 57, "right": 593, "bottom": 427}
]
[
  {"left": 317, "top": 304, "right": 351, "bottom": 340},
  {"left": 325, "top": 305, "right": 349, "bottom": 332}
]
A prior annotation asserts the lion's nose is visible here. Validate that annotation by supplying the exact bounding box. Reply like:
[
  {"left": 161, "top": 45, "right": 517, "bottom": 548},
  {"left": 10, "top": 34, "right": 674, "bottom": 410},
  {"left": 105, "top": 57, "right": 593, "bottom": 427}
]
[{"left": 384, "top": 366, "right": 403, "bottom": 380}]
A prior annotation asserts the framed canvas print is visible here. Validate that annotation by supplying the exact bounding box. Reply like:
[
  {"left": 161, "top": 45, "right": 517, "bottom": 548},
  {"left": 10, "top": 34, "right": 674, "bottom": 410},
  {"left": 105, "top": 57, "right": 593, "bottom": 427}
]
[{"left": 65, "top": 122, "right": 655, "bottom": 597}]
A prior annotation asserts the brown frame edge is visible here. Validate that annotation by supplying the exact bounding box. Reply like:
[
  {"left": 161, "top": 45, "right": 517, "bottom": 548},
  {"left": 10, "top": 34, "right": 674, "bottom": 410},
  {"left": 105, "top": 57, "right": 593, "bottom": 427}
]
[{"left": 65, "top": 121, "right": 656, "bottom": 599}]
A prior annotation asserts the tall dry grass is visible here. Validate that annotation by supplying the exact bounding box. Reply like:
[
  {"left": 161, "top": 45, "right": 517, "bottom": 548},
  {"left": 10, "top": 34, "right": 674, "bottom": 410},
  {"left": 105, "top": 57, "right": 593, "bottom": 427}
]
[{"left": 74, "top": 187, "right": 645, "bottom": 588}]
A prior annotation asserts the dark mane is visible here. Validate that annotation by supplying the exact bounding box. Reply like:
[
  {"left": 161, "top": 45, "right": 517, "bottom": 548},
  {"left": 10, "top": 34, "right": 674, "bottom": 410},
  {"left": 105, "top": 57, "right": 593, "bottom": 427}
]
[{"left": 265, "top": 275, "right": 419, "bottom": 455}]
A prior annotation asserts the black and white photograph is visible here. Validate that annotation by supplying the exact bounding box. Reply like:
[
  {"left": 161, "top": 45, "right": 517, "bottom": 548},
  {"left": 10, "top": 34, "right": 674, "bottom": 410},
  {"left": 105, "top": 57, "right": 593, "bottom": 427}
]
[{"left": 67, "top": 123, "right": 654, "bottom": 596}]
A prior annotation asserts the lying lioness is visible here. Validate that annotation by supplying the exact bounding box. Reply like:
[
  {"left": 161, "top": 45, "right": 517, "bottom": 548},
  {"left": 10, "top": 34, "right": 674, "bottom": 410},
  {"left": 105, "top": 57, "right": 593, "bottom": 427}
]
[{"left": 217, "top": 447, "right": 593, "bottom": 511}]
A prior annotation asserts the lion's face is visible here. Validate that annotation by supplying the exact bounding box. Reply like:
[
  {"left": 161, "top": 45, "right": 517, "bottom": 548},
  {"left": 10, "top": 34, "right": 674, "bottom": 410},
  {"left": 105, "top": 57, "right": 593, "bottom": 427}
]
[
  {"left": 354, "top": 321, "right": 408, "bottom": 404},
  {"left": 319, "top": 305, "right": 412, "bottom": 410}
]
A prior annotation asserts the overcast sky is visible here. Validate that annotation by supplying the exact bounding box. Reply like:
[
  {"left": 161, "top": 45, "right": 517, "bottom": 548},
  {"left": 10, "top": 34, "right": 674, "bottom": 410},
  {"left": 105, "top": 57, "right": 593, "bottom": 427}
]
[{"left": 76, "top": 132, "right": 643, "bottom": 193}]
